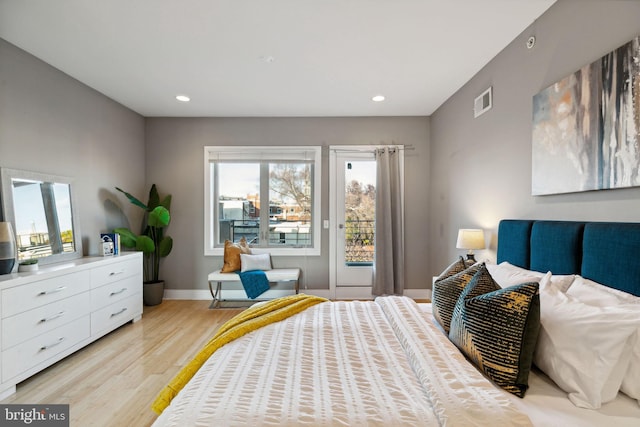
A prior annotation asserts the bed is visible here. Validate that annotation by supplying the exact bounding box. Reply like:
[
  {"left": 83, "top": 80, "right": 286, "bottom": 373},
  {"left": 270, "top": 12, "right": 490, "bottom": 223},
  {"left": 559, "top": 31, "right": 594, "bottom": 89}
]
[{"left": 152, "top": 219, "right": 640, "bottom": 426}]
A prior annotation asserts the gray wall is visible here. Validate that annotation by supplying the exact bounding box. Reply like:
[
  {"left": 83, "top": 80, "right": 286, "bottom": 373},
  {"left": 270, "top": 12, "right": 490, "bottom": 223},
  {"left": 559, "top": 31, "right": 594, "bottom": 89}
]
[
  {"left": 0, "top": 38, "right": 146, "bottom": 254},
  {"left": 145, "top": 117, "right": 430, "bottom": 291},
  {"left": 429, "top": 0, "right": 640, "bottom": 276}
]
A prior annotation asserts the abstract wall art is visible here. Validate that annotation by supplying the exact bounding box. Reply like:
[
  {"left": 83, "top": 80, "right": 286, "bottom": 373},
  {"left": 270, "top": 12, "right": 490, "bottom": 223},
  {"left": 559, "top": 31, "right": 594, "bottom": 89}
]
[{"left": 532, "top": 36, "right": 640, "bottom": 195}]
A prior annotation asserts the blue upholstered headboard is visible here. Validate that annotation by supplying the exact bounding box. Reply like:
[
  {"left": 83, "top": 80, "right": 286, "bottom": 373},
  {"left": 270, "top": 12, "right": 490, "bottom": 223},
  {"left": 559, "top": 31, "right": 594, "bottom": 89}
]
[{"left": 497, "top": 219, "right": 640, "bottom": 297}]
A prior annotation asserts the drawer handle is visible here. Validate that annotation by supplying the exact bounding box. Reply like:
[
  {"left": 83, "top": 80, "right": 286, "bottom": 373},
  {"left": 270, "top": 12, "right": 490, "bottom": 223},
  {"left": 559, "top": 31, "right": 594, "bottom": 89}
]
[
  {"left": 109, "top": 271, "right": 124, "bottom": 276},
  {"left": 39, "top": 311, "right": 65, "bottom": 323},
  {"left": 111, "top": 307, "right": 128, "bottom": 317},
  {"left": 109, "top": 288, "right": 127, "bottom": 296},
  {"left": 38, "top": 286, "right": 67, "bottom": 296},
  {"left": 40, "top": 337, "right": 65, "bottom": 351}
]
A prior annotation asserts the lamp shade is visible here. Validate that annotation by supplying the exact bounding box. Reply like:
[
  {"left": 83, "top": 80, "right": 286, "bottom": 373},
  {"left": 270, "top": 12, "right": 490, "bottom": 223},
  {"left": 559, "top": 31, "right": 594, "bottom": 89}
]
[{"left": 456, "top": 229, "right": 485, "bottom": 250}]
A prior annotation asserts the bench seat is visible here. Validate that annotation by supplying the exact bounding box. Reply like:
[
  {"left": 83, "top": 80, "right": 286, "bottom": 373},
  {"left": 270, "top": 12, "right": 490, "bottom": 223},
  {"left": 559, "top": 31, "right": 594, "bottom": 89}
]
[{"left": 207, "top": 268, "right": 300, "bottom": 308}]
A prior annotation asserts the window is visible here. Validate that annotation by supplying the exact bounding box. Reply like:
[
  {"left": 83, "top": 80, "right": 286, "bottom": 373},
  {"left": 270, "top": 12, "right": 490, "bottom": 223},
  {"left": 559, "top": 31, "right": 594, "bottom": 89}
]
[{"left": 204, "top": 146, "right": 321, "bottom": 256}]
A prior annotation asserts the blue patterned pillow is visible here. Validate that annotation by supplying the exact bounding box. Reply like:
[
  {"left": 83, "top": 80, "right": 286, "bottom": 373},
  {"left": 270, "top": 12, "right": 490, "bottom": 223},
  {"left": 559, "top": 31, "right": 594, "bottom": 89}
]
[
  {"left": 432, "top": 262, "right": 483, "bottom": 333},
  {"left": 435, "top": 256, "right": 473, "bottom": 283},
  {"left": 449, "top": 265, "right": 540, "bottom": 397}
]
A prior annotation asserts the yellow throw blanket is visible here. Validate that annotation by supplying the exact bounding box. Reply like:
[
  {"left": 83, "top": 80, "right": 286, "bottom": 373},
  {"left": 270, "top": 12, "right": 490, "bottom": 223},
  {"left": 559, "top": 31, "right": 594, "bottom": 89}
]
[{"left": 151, "top": 293, "right": 328, "bottom": 414}]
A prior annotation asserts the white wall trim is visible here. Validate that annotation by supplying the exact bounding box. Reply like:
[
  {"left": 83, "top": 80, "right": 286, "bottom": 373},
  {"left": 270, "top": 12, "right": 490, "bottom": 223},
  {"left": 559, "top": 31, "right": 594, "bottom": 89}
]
[
  {"left": 163, "top": 288, "right": 333, "bottom": 301},
  {"left": 328, "top": 148, "right": 338, "bottom": 299},
  {"left": 163, "top": 288, "right": 429, "bottom": 301},
  {"left": 403, "top": 288, "right": 432, "bottom": 301},
  {"left": 163, "top": 289, "right": 212, "bottom": 300},
  {"left": 334, "top": 286, "right": 374, "bottom": 300}
]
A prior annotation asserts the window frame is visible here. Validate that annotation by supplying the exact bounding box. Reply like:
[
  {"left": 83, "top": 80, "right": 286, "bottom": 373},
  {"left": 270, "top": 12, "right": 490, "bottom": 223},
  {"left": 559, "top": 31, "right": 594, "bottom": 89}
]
[{"left": 204, "top": 146, "right": 322, "bottom": 256}]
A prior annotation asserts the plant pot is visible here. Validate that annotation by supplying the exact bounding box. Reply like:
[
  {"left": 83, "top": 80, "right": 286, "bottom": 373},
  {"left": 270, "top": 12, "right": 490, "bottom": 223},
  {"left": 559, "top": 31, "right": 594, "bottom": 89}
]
[
  {"left": 143, "top": 280, "right": 164, "bottom": 306},
  {"left": 18, "top": 263, "right": 38, "bottom": 272}
]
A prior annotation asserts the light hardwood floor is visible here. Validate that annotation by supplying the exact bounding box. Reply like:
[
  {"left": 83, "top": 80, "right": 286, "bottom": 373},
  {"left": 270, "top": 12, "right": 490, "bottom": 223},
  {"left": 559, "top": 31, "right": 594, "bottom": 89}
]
[{"left": 1, "top": 300, "right": 243, "bottom": 427}]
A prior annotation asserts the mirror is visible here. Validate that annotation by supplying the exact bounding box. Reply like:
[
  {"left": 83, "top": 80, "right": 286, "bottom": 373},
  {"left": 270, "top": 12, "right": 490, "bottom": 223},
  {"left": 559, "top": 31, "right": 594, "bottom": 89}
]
[{"left": 1, "top": 168, "right": 83, "bottom": 265}]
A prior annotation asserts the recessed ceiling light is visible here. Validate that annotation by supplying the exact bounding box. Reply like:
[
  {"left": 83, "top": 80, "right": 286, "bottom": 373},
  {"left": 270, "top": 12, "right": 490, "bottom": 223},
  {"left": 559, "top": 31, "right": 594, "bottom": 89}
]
[
  {"left": 176, "top": 95, "right": 190, "bottom": 102},
  {"left": 372, "top": 95, "right": 385, "bottom": 102}
]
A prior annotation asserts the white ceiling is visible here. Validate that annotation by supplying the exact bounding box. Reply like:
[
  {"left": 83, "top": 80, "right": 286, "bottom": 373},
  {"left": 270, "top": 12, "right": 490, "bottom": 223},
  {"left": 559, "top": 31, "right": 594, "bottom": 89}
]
[{"left": 0, "top": 0, "right": 555, "bottom": 117}]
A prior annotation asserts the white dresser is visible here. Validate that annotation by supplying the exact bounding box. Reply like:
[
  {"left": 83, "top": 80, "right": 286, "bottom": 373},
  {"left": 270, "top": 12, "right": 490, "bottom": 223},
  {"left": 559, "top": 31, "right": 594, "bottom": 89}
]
[{"left": 0, "top": 252, "right": 142, "bottom": 399}]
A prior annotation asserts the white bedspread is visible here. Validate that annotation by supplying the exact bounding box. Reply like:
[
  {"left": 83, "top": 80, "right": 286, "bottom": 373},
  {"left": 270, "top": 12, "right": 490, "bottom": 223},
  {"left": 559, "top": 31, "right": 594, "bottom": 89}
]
[{"left": 153, "top": 296, "right": 531, "bottom": 426}]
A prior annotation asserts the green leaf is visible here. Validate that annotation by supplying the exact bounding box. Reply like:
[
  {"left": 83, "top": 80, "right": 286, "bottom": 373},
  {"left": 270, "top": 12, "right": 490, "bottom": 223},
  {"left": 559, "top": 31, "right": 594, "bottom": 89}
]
[
  {"left": 116, "top": 184, "right": 172, "bottom": 283},
  {"left": 136, "top": 235, "right": 155, "bottom": 254},
  {"left": 114, "top": 228, "right": 137, "bottom": 248},
  {"left": 158, "top": 236, "right": 173, "bottom": 257},
  {"left": 147, "top": 184, "right": 160, "bottom": 210},
  {"left": 115, "top": 187, "right": 148, "bottom": 210},
  {"left": 148, "top": 206, "right": 170, "bottom": 228},
  {"left": 160, "top": 194, "right": 172, "bottom": 211}
]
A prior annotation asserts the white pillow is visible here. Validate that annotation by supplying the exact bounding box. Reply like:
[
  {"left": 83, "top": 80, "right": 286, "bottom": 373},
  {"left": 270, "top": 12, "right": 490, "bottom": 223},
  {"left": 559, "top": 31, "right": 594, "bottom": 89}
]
[
  {"left": 534, "top": 283, "right": 640, "bottom": 409},
  {"left": 567, "top": 276, "right": 640, "bottom": 403},
  {"left": 486, "top": 262, "right": 575, "bottom": 291},
  {"left": 486, "top": 262, "right": 544, "bottom": 288},
  {"left": 567, "top": 275, "right": 639, "bottom": 305},
  {"left": 624, "top": 333, "right": 640, "bottom": 403},
  {"left": 240, "top": 253, "right": 272, "bottom": 272}
]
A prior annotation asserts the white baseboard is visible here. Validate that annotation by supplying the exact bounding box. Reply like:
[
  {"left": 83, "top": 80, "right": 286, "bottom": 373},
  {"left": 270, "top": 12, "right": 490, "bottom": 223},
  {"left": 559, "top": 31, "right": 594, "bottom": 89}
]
[
  {"left": 163, "top": 288, "right": 430, "bottom": 301},
  {"left": 334, "top": 286, "right": 374, "bottom": 300},
  {"left": 404, "top": 288, "right": 432, "bottom": 301},
  {"left": 334, "top": 287, "right": 431, "bottom": 301},
  {"left": 163, "top": 289, "right": 213, "bottom": 300},
  {"left": 301, "top": 289, "right": 333, "bottom": 299}
]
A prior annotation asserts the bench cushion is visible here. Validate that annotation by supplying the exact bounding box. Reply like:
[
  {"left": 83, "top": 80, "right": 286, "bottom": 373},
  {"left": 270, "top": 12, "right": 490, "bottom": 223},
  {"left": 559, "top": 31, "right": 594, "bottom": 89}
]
[{"left": 209, "top": 268, "right": 300, "bottom": 283}]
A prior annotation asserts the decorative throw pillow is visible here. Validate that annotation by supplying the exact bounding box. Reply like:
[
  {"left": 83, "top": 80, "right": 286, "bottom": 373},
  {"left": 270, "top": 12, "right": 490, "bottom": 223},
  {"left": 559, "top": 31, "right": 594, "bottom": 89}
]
[
  {"left": 435, "top": 256, "right": 471, "bottom": 283},
  {"left": 220, "top": 237, "right": 251, "bottom": 273},
  {"left": 240, "top": 253, "right": 272, "bottom": 272},
  {"left": 432, "top": 262, "right": 483, "bottom": 333},
  {"left": 449, "top": 265, "right": 540, "bottom": 398}
]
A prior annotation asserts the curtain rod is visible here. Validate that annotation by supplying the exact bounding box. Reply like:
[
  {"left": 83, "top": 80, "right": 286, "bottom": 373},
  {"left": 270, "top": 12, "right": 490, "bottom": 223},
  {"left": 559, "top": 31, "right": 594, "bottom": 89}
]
[{"left": 329, "top": 144, "right": 414, "bottom": 153}]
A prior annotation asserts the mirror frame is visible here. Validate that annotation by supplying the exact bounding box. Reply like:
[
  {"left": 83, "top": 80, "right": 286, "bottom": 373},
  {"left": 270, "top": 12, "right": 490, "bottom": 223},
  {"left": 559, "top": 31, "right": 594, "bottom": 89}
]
[{"left": 0, "top": 168, "right": 83, "bottom": 266}]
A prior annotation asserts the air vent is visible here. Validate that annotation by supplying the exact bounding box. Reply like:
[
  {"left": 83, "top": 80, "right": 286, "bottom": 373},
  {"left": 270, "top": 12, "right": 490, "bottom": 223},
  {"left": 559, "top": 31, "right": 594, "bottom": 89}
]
[{"left": 474, "top": 87, "right": 492, "bottom": 118}]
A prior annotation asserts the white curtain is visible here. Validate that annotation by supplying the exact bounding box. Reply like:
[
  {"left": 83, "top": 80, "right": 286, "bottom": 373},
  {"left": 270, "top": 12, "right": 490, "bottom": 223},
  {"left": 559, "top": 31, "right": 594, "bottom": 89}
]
[{"left": 372, "top": 146, "right": 405, "bottom": 296}]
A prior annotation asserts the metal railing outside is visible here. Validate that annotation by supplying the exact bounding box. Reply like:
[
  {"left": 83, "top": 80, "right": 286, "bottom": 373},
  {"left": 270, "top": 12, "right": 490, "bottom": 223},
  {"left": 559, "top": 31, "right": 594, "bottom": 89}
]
[
  {"left": 221, "top": 220, "right": 312, "bottom": 247},
  {"left": 345, "top": 218, "right": 374, "bottom": 264},
  {"left": 219, "top": 218, "right": 373, "bottom": 262}
]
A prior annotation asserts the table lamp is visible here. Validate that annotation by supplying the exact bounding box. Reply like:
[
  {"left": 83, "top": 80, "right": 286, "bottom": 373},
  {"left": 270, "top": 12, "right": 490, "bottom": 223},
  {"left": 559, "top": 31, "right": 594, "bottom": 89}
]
[{"left": 456, "top": 228, "right": 485, "bottom": 262}]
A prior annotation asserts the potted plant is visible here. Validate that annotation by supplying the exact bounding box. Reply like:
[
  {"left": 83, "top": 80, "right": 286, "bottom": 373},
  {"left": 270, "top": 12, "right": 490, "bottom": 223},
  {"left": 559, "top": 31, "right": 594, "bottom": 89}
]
[
  {"left": 18, "top": 258, "right": 38, "bottom": 272},
  {"left": 114, "top": 184, "right": 173, "bottom": 306}
]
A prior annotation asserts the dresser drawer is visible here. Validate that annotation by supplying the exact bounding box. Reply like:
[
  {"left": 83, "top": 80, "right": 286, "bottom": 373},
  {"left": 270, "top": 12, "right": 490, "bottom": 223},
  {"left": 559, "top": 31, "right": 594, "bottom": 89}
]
[
  {"left": 90, "top": 275, "right": 140, "bottom": 311},
  {"left": 1, "top": 271, "right": 90, "bottom": 318},
  {"left": 90, "top": 257, "right": 141, "bottom": 288},
  {"left": 2, "top": 291, "right": 91, "bottom": 350},
  {"left": 2, "top": 316, "right": 90, "bottom": 382},
  {"left": 91, "top": 293, "right": 142, "bottom": 337}
]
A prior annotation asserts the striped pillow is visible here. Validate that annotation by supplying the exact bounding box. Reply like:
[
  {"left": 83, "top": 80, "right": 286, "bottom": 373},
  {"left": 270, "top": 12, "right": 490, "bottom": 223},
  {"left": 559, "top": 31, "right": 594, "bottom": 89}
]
[
  {"left": 432, "top": 262, "right": 483, "bottom": 333},
  {"left": 435, "top": 256, "right": 473, "bottom": 283},
  {"left": 449, "top": 265, "right": 540, "bottom": 398}
]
